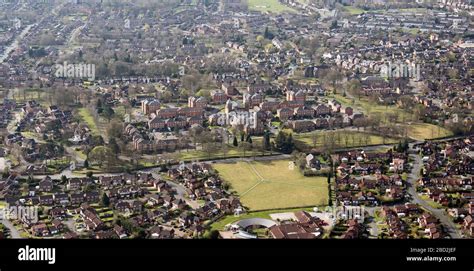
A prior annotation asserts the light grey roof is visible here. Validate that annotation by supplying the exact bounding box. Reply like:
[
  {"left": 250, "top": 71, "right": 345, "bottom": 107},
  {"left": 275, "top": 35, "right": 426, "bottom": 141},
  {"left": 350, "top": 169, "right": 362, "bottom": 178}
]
[{"left": 235, "top": 218, "right": 276, "bottom": 229}]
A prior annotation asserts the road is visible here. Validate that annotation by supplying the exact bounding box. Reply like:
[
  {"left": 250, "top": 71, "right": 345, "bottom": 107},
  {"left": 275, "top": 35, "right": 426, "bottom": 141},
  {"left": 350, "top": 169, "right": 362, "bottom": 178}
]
[
  {"left": 1, "top": 219, "right": 21, "bottom": 239},
  {"left": 405, "top": 148, "right": 461, "bottom": 238},
  {"left": 0, "top": 157, "right": 5, "bottom": 172},
  {"left": 365, "top": 207, "right": 380, "bottom": 238},
  {"left": 0, "top": 24, "right": 35, "bottom": 64}
]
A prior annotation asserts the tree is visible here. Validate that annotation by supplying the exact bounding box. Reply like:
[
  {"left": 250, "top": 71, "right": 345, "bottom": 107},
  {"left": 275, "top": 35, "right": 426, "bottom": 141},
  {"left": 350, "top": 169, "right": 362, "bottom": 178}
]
[
  {"left": 96, "top": 99, "right": 103, "bottom": 114},
  {"left": 102, "top": 106, "right": 115, "bottom": 122},
  {"left": 246, "top": 134, "right": 252, "bottom": 144},
  {"left": 264, "top": 27, "right": 274, "bottom": 40},
  {"left": 273, "top": 131, "right": 295, "bottom": 154},
  {"left": 233, "top": 136, "right": 238, "bottom": 147},
  {"left": 84, "top": 159, "right": 89, "bottom": 169},
  {"left": 88, "top": 146, "right": 117, "bottom": 169},
  {"left": 108, "top": 138, "right": 120, "bottom": 155},
  {"left": 203, "top": 230, "right": 220, "bottom": 239},
  {"left": 203, "top": 142, "right": 219, "bottom": 159},
  {"left": 324, "top": 69, "right": 343, "bottom": 92},
  {"left": 346, "top": 79, "right": 362, "bottom": 96},
  {"left": 263, "top": 131, "right": 271, "bottom": 151},
  {"left": 101, "top": 193, "right": 110, "bottom": 207},
  {"left": 240, "top": 142, "right": 252, "bottom": 157},
  {"left": 107, "top": 120, "right": 123, "bottom": 140}
]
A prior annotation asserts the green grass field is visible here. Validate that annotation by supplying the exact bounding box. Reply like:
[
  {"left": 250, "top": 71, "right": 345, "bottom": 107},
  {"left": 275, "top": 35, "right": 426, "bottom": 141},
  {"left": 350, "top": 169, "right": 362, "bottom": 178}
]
[
  {"left": 213, "top": 160, "right": 328, "bottom": 211},
  {"left": 248, "top": 0, "right": 295, "bottom": 13},
  {"left": 8, "top": 88, "right": 51, "bottom": 106},
  {"left": 342, "top": 6, "right": 428, "bottom": 15},
  {"left": 330, "top": 94, "right": 453, "bottom": 140},
  {"left": 403, "top": 123, "right": 453, "bottom": 141},
  {"left": 343, "top": 6, "right": 367, "bottom": 15},
  {"left": 331, "top": 94, "right": 413, "bottom": 123},
  {"left": 78, "top": 108, "right": 100, "bottom": 136},
  {"left": 290, "top": 130, "right": 399, "bottom": 151}
]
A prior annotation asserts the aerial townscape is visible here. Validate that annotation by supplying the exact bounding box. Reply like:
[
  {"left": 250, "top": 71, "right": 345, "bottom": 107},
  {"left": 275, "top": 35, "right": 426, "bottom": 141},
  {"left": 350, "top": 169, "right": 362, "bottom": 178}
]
[{"left": 0, "top": 0, "right": 472, "bottom": 241}]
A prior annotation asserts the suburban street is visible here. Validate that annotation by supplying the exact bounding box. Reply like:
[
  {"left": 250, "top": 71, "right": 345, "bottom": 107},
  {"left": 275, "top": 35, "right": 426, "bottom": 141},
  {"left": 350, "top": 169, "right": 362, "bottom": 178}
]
[
  {"left": 0, "top": 218, "right": 21, "bottom": 239},
  {"left": 0, "top": 24, "right": 35, "bottom": 64},
  {"left": 405, "top": 148, "right": 461, "bottom": 239}
]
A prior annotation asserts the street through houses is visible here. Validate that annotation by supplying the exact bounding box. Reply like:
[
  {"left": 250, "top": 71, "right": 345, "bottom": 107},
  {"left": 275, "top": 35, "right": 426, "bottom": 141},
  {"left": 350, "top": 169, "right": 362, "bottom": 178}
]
[
  {"left": 405, "top": 146, "right": 461, "bottom": 239},
  {"left": 0, "top": 218, "right": 21, "bottom": 239}
]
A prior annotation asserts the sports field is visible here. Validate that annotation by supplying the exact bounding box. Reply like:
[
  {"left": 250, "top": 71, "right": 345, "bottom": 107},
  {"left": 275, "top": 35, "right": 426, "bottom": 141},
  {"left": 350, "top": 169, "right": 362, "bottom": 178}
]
[
  {"left": 248, "top": 0, "right": 295, "bottom": 13},
  {"left": 213, "top": 160, "right": 328, "bottom": 211}
]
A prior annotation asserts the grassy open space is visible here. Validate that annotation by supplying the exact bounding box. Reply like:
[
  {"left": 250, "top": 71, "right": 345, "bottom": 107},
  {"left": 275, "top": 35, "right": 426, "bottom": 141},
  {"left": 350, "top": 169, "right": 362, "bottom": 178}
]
[
  {"left": 8, "top": 88, "right": 52, "bottom": 106},
  {"left": 403, "top": 123, "right": 453, "bottom": 141},
  {"left": 342, "top": 6, "right": 367, "bottom": 15},
  {"left": 289, "top": 129, "right": 399, "bottom": 151},
  {"left": 248, "top": 0, "right": 295, "bottom": 13},
  {"left": 77, "top": 108, "right": 100, "bottom": 135},
  {"left": 175, "top": 137, "right": 267, "bottom": 161},
  {"left": 213, "top": 160, "right": 328, "bottom": 211},
  {"left": 331, "top": 93, "right": 412, "bottom": 123},
  {"left": 342, "top": 6, "right": 428, "bottom": 15},
  {"left": 330, "top": 94, "right": 452, "bottom": 140}
]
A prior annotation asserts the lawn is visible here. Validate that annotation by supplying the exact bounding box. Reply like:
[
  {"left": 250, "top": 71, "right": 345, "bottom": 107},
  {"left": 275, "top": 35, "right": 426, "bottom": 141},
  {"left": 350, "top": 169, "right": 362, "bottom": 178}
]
[
  {"left": 342, "top": 6, "right": 427, "bottom": 15},
  {"left": 78, "top": 108, "right": 100, "bottom": 135},
  {"left": 213, "top": 160, "right": 328, "bottom": 211},
  {"left": 343, "top": 6, "right": 367, "bottom": 15},
  {"left": 248, "top": 0, "right": 295, "bottom": 13},
  {"left": 331, "top": 93, "right": 412, "bottom": 123},
  {"left": 420, "top": 195, "right": 444, "bottom": 209},
  {"left": 290, "top": 130, "right": 399, "bottom": 151},
  {"left": 8, "top": 88, "right": 51, "bottom": 106},
  {"left": 403, "top": 123, "right": 453, "bottom": 141},
  {"left": 175, "top": 137, "right": 268, "bottom": 162},
  {"left": 330, "top": 94, "right": 452, "bottom": 140}
]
